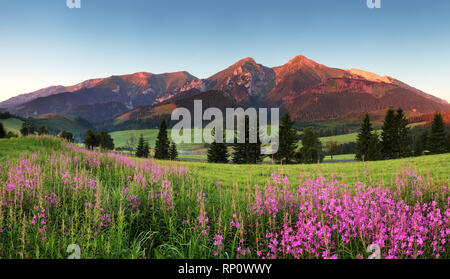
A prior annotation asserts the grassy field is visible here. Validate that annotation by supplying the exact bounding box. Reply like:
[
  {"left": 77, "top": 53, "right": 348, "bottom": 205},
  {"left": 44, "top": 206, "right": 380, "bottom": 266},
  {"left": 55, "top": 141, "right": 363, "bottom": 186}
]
[
  {"left": 151, "top": 153, "right": 450, "bottom": 191},
  {"left": 0, "top": 136, "right": 448, "bottom": 259},
  {"left": 319, "top": 133, "right": 358, "bottom": 144},
  {"left": 111, "top": 128, "right": 362, "bottom": 160},
  {"left": 110, "top": 129, "right": 205, "bottom": 151}
]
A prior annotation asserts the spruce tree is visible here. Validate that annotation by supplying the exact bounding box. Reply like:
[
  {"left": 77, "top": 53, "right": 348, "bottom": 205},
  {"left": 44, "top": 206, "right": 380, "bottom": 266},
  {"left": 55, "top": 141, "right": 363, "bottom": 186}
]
[
  {"left": 143, "top": 142, "right": 150, "bottom": 158},
  {"left": 300, "top": 127, "right": 323, "bottom": 164},
  {"left": 274, "top": 112, "right": 298, "bottom": 163},
  {"left": 367, "top": 133, "right": 381, "bottom": 161},
  {"left": 233, "top": 116, "right": 262, "bottom": 164},
  {"left": 135, "top": 134, "right": 146, "bottom": 158},
  {"left": 413, "top": 131, "right": 428, "bottom": 156},
  {"left": 248, "top": 117, "right": 263, "bottom": 164},
  {"left": 395, "top": 108, "right": 411, "bottom": 158},
  {"left": 428, "top": 113, "right": 447, "bottom": 154},
  {"left": 356, "top": 113, "right": 375, "bottom": 161},
  {"left": 381, "top": 108, "right": 397, "bottom": 159},
  {"left": 155, "top": 119, "right": 170, "bottom": 159},
  {"left": 169, "top": 142, "right": 178, "bottom": 160},
  {"left": 0, "top": 122, "right": 6, "bottom": 138},
  {"left": 207, "top": 141, "right": 229, "bottom": 163},
  {"left": 207, "top": 128, "right": 228, "bottom": 163},
  {"left": 447, "top": 132, "right": 450, "bottom": 153}
]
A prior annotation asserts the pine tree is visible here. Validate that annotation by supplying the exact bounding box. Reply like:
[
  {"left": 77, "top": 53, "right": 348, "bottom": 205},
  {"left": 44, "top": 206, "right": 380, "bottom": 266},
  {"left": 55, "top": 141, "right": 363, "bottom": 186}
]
[
  {"left": 413, "top": 130, "right": 428, "bottom": 156},
  {"left": 0, "top": 122, "right": 6, "bottom": 139},
  {"left": 233, "top": 116, "right": 262, "bottom": 164},
  {"left": 135, "top": 134, "right": 146, "bottom": 158},
  {"left": 381, "top": 108, "right": 397, "bottom": 159},
  {"left": 248, "top": 117, "right": 263, "bottom": 164},
  {"left": 356, "top": 113, "right": 375, "bottom": 161},
  {"left": 446, "top": 132, "right": 450, "bottom": 153},
  {"left": 143, "top": 142, "right": 150, "bottom": 158},
  {"left": 274, "top": 112, "right": 298, "bottom": 163},
  {"left": 169, "top": 142, "right": 178, "bottom": 160},
  {"left": 428, "top": 113, "right": 447, "bottom": 154},
  {"left": 367, "top": 133, "right": 381, "bottom": 161},
  {"left": 207, "top": 128, "right": 228, "bottom": 163},
  {"left": 299, "top": 127, "right": 323, "bottom": 164},
  {"left": 395, "top": 108, "right": 411, "bottom": 158},
  {"left": 207, "top": 141, "right": 229, "bottom": 163},
  {"left": 154, "top": 119, "right": 170, "bottom": 159}
]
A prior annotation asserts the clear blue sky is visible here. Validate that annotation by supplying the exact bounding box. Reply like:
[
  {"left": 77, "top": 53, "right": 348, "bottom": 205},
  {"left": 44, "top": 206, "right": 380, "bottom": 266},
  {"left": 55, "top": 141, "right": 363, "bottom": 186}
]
[{"left": 1, "top": 0, "right": 449, "bottom": 102}]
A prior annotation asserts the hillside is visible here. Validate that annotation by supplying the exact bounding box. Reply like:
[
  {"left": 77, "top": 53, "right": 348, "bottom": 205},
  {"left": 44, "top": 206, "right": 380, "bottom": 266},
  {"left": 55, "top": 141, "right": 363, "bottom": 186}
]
[{"left": 0, "top": 117, "right": 23, "bottom": 134}]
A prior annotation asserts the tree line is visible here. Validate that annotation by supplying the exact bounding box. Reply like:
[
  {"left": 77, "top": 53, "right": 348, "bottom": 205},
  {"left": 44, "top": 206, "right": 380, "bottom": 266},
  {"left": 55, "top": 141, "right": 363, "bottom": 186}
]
[
  {"left": 0, "top": 120, "right": 76, "bottom": 142},
  {"left": 207, "top": 113, "right": 325, "bottom": 164},
  {"left": 134, "top": 119, "right": 178, "bottom": 160},
  {"left": 355, "top": 109, "right": 450, "bottom": 161}
]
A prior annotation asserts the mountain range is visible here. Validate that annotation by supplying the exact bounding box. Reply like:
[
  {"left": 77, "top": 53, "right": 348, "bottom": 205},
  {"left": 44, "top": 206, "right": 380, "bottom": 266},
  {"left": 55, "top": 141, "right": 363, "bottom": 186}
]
[{"left": 1, "top": 55, "right": 449, "bottom": 131}]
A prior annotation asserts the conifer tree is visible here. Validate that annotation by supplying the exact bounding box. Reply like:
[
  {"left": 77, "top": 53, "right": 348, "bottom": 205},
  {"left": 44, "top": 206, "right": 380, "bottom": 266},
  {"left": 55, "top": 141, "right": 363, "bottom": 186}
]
[
  {"left": 381, "top": 108, "right": 397, "bottom": 159},
  {"left": 356, "top": 113, "right": 375, "bottom": 161},
  {"left": 367, "top": 133, "right": 381, "bottom": 161},
  {"left": 0, "top": 122, "right": 6, "bottom": 139},
  {"left": 413, "top": 130, "right": 428, "bottom": 156},
  {"left": 447, "top": 132, "right": 450, "bottom": 153},
  {"left": 395, "top": 108, "right": 412, "bottom": 158},
  {"left": 299, "top": 127, "right": 323, "bottom": 164},
  {"left": 155, "top": 119, "right": 170, "bottom": 159},
  {"left": 207, "top": 129, "right": 228, "bottom": 163},
  {"left": 428, "top": 113, "right": 447, "bottom": 154},
  {"left": 233, "top": 116, "right": 262, "bottom": 164},
  {"left": 169, "top": 142, "right": 178, "bottom": 160},
  {"left": 274, "top": 112, "right": 298, "bottom": 163},
  {"left": 143, "top": 142, "right": 150, "bottom": 158},
  {"left": 135, "top": 134, "right": 146, "bottom": 158}
]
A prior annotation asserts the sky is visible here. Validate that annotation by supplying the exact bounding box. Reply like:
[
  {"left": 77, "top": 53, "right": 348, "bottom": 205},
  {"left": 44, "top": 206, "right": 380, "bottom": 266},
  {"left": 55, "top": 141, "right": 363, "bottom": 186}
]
[{"left": 0, "top": 0, "right": 449, "bottom": 102}]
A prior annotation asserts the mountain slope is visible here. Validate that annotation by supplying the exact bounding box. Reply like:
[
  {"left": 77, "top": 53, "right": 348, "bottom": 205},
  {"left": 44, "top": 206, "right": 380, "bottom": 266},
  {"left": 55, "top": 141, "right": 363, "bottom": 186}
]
[
  {"left": 0, "top": 78, "right": 105, "bottom": 109},
  {"left": 8, "top": 71, "right": 198, "bottom": 117},
  {"left": 109, "top": 89, "right": 237, "bottom": 130},
  {"left": 5, "top": 55, "right": 450, "bottom": 127}
]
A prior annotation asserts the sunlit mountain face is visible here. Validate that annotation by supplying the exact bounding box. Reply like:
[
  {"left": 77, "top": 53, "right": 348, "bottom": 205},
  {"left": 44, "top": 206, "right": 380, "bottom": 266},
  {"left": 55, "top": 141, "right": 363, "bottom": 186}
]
[{"left": 1, "top": 55, "right": 449, "bottom": 128}]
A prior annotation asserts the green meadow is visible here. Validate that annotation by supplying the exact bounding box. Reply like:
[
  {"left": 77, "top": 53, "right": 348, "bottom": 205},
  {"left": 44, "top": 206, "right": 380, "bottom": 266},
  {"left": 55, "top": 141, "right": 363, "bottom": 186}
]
[{"left": 0, "top": 136, "right": 448, "bottom": 259}]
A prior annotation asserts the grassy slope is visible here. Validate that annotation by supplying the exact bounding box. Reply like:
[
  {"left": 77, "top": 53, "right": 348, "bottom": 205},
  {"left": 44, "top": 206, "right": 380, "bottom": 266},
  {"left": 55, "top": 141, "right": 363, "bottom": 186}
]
[
  {"left": 111, "top": 128, "right": 362, "bottom": 153},
  {"left": 0, "top": 118, "right": 24, "bottom": 134},
  {"left": 145, "top": 152, "right": 450, "bottom": 191},
  {"left": 110, "top": 129, "right": 204, "bottom": 151},
  {"left": 0, "top": 136, "right": 64, "bottom": 160},
  {"left": 319, "top": 133, "right": 358, "bottom": 144},
  {"left": 4, "top": 136, "right": 446, "bottom": 192},
  {"left": 2, "top": 137, "right": 448, "bottom": 190}
]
